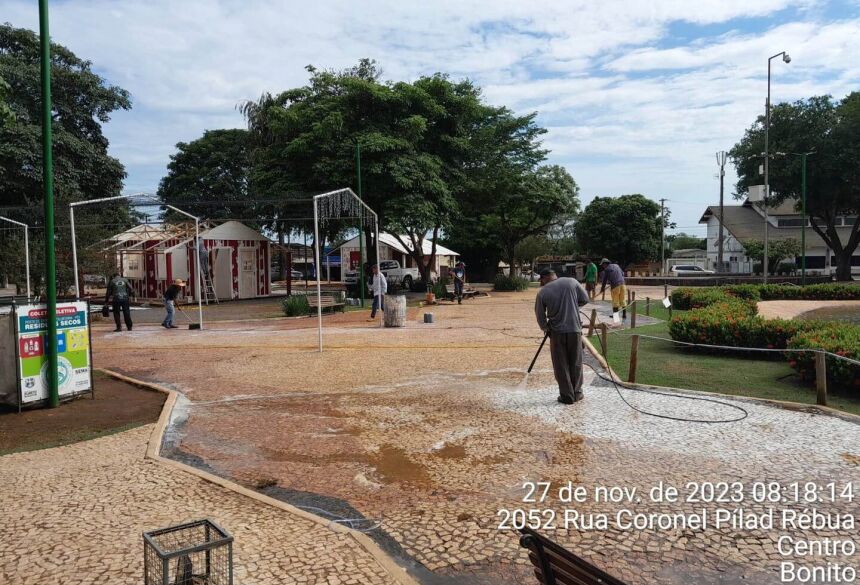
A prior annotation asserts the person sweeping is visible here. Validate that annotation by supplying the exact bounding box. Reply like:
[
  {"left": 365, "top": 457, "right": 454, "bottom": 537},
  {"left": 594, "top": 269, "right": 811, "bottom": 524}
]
[
  {"left": 162, "top": 278, "right": 185, "bottom": 329},
  {"left": 452, "top": 261, "right": 466, "bottom": 304},
  {"left": 599, "top": 258, "right": 627, "bottom": 315},
  {"left": 534, "top": 268, "right": 590, "bottom": 404}
]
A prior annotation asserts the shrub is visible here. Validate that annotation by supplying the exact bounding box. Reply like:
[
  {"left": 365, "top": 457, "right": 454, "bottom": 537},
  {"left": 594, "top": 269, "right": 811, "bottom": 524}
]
[
  {"left": 493, "top": 274, "right": 530, "bottom": 291},
  {"left": 722, "top": 284, "right": 762, "bottom": 302},
  {"left": 669, "top": 300, "right": 810, "bottom": 352},
  {"left": 670, "top": 287, "right": 698, "bottom": 310},
  {"left": 787, "top": 324, "right": 860, "bottom": 390},
  {"left": 430, "top": 276, "right": 449, "bottom": 299},
  {"left": 776, "top": 262, "right": 796, "bottom": 275},
  {"left": 282, "top": 294, "right": 310, "bottom": 316}
]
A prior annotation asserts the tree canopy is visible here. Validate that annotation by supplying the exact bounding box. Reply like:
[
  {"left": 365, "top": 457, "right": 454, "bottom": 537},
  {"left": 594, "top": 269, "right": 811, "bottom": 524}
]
[
  {"left": 158, "top": 129, "right": 252, "bottom": 222},
  {"left": 575, "top": 194, "right": 667, "bottom": 266},
  {"left": 730, "top": 93, "right": 860, "bottom": 280},
  {"left": 0, "top": 23, "right": 132, "bottom": 293},
  {"left": 243, "top": 60, "right": 571, "bottom": 282},
  {"left": 667, "top": 232, "right": 706, "bottom": 252}
]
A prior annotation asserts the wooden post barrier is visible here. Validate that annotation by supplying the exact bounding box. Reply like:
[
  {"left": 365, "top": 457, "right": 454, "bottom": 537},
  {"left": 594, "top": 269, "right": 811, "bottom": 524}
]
[
  {"left": 630, "top": 298, "right": 637, "bottom": 329},
  {"left": 628, "top": 335, "right": 639, "bottom": 383},
  {"left": 815, "top": 352, "right": 828, "bottom": 406},
  {"left": 646, "top": 297, "right": 651, "bottom": 316},
  {"left": 664, "top": 283, "right": 668, "bottom": 299},
  {"left": 587, "top": 308, "right": 598, "bottom": 337},
  {"left": 600, "top": 324, "right": 609, "bottom": 359}
]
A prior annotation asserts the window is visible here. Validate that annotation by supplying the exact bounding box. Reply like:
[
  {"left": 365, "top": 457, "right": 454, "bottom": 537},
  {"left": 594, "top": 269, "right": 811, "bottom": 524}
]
[
  {"left": 842, "top": 217, "right": 857, "bottom": 226},
  {"left": 777, "top": 218, "right": 808, "bottom": 228}
]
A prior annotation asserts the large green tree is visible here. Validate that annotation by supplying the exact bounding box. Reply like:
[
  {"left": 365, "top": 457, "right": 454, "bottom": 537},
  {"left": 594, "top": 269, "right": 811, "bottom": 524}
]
[
  {"left": 0, "top": 75, "right": 13, "bottom": 127},
  {"left": 730, "top": 93, "right": 860, "bottom": 280},
  {"left": 452, "top": 164, "right": 579, "bottom": 274},
  {"left": 0, "top": 24, "right": 132, "bottom": 293},
  {"left": 576, "top": 194, "right": 666, "bottom": 267},
  {"left": 158, "top": 129, "right": 252, "bottom": 221},
  {"left": 245, "top": 61, "right": 566, "bottom": 283}
]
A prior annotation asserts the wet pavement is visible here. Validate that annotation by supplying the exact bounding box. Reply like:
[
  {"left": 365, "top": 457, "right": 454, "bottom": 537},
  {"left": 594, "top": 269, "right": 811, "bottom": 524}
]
[{"left": 91, "top": 291, "right": 860, "bottom": 584}]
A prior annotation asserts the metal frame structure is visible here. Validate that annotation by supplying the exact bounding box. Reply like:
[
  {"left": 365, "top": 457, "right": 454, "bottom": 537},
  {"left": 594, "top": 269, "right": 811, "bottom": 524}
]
[
  {"left": 70, "top": 194, "right": 205, "bottom": 330},
  {"left": 0, "top": 216, "right": 31, "bottom": 299},
  {"left": 313, "top": 188, "right": 381, "bottom": 352}
]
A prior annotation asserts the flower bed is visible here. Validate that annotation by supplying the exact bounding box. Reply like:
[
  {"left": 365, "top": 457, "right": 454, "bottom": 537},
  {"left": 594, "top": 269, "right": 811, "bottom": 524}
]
[
  {"left": 668, "top": 285, "right": 860, "bottom": 393},
  {"left": 787, "top": 324, "right": 860, "bottom": 388}
]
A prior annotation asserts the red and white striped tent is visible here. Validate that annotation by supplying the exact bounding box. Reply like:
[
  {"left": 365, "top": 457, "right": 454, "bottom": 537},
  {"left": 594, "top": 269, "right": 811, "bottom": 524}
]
[{"left": 108, "top": 221, "right": 272, "bottom": 301}]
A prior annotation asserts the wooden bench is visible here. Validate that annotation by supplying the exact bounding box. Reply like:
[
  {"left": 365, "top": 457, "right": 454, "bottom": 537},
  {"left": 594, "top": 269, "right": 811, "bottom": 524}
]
[
  {"left": 519, "top": 527, "right": 629, "bottom": 585},
  {"left": 307, "top": 294, "right": 346, "bottom": 313},
  {"left": 444, "top": 284, "right": 479, "bottom": 301}
]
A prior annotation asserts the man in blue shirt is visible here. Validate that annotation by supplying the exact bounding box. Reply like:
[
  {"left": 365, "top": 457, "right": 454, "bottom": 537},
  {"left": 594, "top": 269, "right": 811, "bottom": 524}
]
[{"left": 599, "top": 259, "right": 627, "bottom": 315}]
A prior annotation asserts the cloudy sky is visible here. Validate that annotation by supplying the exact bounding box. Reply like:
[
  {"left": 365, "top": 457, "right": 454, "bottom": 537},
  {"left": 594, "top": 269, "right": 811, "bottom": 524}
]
[{"left": 5, "top": 0, "right": 859, "bottom": 234}]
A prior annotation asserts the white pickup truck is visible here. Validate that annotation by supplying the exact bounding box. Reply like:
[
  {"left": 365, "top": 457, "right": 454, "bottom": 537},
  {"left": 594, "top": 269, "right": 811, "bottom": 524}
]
[{"left": 344, "top": 260, "right": 425, "bottom": 291}]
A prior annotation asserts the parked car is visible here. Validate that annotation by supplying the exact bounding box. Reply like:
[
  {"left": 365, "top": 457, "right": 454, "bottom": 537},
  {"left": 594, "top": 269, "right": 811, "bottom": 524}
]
[
  {"left": 669, "top": 265, "right": 715, "bottom": 276},
  {"left": 344, "top": 260, "right": 431, "bottom": 292},
  {"left": 290, "top": 269, "right": 304, "bottom": 280}
]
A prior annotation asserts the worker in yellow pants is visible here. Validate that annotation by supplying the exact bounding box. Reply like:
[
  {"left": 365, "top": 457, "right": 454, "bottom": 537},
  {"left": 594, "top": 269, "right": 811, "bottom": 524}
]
[{"left": 599, "top": 259, "right": 627, "bottom": 315}]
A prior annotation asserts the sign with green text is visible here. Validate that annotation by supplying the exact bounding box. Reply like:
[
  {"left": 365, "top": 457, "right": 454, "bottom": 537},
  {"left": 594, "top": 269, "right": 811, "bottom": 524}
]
[{"left": 16, "top": 302, "right": 92, "bottom": 404}]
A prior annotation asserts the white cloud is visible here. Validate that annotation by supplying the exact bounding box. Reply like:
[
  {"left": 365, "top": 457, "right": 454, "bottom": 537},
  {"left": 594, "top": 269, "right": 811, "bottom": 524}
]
[{"left": 3, "top": 0, "right": 857, "bottom": 230}]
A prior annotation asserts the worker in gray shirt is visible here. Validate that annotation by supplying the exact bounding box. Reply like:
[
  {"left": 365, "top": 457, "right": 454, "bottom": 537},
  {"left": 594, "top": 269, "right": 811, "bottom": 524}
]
[{"left": 534, "top": 268, "right": 591, "bottom": 404}]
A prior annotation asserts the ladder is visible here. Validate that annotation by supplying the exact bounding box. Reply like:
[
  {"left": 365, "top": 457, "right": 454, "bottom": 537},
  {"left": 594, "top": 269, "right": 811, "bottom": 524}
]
[{"left": 201, "top": 269, "right": 219, "bottom": 304}]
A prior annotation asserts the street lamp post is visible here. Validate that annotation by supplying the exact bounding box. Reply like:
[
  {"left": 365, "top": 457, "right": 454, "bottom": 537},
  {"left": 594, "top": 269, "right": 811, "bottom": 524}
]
[
  {"left": 716, "top": 151, "right": 728, "bottom": 272},
  {"left": 763, "top": 50, "right": 791, "bottom": 283},
  {"left": 790, "top": 151, "right": 814, "bottom": 285}
]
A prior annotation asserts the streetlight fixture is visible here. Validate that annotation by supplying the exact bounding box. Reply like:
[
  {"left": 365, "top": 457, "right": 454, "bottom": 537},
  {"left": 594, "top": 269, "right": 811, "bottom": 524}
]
[{"left": 763, "top": 50, "right": 791, "bottom": 283}]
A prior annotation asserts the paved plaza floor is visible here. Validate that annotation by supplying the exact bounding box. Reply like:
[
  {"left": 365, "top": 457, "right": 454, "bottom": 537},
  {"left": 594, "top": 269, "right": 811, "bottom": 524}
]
[{"left": 2, "top": 290, "right": 857, "bottom": 584}]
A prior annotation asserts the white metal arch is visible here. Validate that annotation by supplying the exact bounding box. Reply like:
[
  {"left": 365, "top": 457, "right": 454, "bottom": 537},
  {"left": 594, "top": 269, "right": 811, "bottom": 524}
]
[
  {"left": 0, "top": 216, "right": 31, "bottom": 300},
  {"left": 69, "top": 193, "right": 204, "bottom": 330}
]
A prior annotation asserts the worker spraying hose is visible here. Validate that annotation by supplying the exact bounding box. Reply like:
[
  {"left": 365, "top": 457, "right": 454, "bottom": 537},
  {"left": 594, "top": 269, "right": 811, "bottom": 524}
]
[{"left": 533, "top": 268, "right": 590, "bottom": 404}]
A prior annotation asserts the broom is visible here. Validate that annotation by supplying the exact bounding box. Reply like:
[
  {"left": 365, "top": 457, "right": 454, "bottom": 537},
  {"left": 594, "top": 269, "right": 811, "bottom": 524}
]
[{"left": 176, "top": 305, "right": 201, "bottom": 330}]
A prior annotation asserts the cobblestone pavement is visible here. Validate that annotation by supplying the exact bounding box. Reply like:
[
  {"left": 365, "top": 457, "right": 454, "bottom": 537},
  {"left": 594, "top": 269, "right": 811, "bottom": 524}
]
[
  {"left": 0, "top": 426, "right": 401, "bottom": 585},
  {"left": 90, "top": 291, "right": 860, "bottom": 584}
]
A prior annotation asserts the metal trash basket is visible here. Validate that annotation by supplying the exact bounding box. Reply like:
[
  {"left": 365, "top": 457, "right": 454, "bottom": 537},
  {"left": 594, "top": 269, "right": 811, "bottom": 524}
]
[{"left": 144, "top": 519, "right": 233, "bottom": 585}]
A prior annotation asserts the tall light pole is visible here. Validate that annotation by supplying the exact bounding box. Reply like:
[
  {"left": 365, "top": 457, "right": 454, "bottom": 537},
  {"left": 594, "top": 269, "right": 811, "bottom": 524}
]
[
  {"left": 660, "top": 198, "right": 667, "bottom": 275},
  {"left": 355, "top": 142, "right": 365, "bottom": 308},
  {"left": 763, "top": 50, "right": 791, "bottom": 283},
  {"left": 716, "top": 151, "right": 728, "bottom": 272},
  {"left": 789, "top": 151, "right": 814, "bottom": 285},
  {"left": 39, "top": 0, "right": 59, "bottom": 408}
]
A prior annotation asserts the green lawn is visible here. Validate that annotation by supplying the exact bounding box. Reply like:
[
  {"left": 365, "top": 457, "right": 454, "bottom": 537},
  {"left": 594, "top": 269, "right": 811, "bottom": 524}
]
[{"left": 592, "top": 318, "right": 860, "bottom": 416}]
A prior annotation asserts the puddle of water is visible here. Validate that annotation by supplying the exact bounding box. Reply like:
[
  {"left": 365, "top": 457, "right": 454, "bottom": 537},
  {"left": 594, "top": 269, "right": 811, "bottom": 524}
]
[
  {"left": 434, "top": 443, "right": 467, "bottom": 459},
  {"left": 370, "top": 445, "right": 430, "bottom": 484}
]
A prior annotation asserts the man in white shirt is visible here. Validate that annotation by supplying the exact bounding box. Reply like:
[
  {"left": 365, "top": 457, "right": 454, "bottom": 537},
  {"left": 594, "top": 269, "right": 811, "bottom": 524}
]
[{"left": 368, "top": 264, "right": 387, "bottom": 321}]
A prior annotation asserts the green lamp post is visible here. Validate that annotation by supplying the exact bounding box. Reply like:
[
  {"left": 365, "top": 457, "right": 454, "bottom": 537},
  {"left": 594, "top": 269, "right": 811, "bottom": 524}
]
[{"left": 39, "top": 0, "right": 59, "bottom": 408}]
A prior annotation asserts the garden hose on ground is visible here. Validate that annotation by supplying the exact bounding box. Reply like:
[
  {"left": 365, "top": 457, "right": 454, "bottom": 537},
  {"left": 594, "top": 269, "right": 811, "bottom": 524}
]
[{"left": 578, "top": 309, "right": 749, "bottom": 424}]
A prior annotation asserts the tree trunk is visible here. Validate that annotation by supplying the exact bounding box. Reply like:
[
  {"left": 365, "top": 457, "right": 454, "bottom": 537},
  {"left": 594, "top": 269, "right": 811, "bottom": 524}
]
[
  {"left": 834, "top": 253, "right": 854, "bottom": 281},
  {"left": 278, "top": 228, "right": 286, "bottom": 281}
]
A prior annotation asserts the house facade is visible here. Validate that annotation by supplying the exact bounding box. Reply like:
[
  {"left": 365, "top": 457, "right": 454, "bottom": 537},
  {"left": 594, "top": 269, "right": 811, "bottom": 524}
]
[
  {"left": 699, "top": 196, "right": 858, "bottom": 275},
  {"left": 333, "top": 232, "right": 459, "bottom": 280}
]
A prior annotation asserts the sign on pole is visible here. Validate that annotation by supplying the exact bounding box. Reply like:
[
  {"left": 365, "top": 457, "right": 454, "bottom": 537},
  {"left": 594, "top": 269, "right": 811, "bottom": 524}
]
[{"left": 15, "top": 301, "right": 92, "bottom": 404}]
